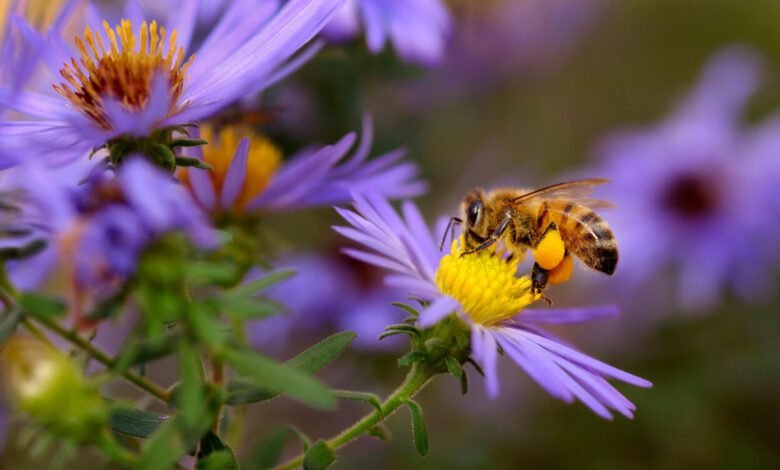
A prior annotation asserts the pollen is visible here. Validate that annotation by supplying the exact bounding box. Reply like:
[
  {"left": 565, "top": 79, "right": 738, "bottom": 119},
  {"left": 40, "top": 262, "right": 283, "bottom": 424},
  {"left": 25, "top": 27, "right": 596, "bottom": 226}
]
[
  {"left": 435, "top": 238, "right": 541, "bottom": 326},
  {"left": 53, "top": 19, "right": 195, "bottom": 130},
  {"left": 182, "top": 125, "right": 282, "bottom": 211}
]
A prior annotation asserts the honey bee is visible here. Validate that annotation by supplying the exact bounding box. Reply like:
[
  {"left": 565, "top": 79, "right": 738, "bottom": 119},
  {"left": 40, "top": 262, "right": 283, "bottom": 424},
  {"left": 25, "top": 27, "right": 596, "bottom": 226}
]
[{"left": 445, "top": 179, "right": 618, "bottom": 296}]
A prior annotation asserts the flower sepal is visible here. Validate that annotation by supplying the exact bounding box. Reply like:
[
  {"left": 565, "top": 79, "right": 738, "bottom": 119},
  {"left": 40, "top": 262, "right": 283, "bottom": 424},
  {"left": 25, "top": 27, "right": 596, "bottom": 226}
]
[{"left": 100, "top": 126, "right": 210, "bottom": 173}]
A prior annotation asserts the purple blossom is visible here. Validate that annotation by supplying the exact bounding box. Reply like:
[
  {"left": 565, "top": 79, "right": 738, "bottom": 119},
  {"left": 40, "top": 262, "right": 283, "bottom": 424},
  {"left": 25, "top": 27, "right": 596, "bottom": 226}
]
[
  {"left": 0, "top": 0, "right": 345, "bottom": 168},
  {"left": 592, "top": 46, "right": 780, "bottom": 309},
  {"left": 323, "top": 0, "right": 452, "bottom": 65},
  {"left": 334, "top": 193, "right": 651, "bottom": 419},
  {"left": 11, "top": 157, "right": 214, "bottom": 293}
]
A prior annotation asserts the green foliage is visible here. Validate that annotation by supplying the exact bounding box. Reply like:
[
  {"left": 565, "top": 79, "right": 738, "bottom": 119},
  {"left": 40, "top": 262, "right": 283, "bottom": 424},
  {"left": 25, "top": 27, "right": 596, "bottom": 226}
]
[
  {"left": 246, "top": 429, "right": 288, "bottom": 470},
  {"left": 226, "top": 331, "right": 357, "bottom": 405},
  {"left": 196, "top": 431, "right": 239, "bottom": 470},
  {"left": 404, "top": 399, "right": 429, "bottom": 457},
  {"left": 18, "top": 292, "right": 66, "bottom": 319},
  {"left": 0, "top": 308, "right": 20, "bottom": 345},
  {"left": 332, "top": 390, "right": 383, "bottom": 414},
  {"left": 303, "top": 440, "right": 335, "bottom": 470},
  {"left": 109, "top": 406, "right": 170, "bottom": 438}
]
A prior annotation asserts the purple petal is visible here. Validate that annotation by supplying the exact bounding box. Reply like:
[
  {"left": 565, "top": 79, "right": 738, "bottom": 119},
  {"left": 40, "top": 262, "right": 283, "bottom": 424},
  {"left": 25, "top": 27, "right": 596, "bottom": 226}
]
[
  {"left": 418, "top": 295, "right": 459, "bottom": 327},
  {"left": 220, "top": 137, "right": 250, "bottom": 209}
]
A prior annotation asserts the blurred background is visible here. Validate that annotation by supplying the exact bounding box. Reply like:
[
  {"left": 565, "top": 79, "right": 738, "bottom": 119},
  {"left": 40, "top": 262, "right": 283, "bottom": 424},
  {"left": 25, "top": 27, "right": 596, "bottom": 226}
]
[{"left": 4, "top": 0, "right": 780, "bottom": 468}]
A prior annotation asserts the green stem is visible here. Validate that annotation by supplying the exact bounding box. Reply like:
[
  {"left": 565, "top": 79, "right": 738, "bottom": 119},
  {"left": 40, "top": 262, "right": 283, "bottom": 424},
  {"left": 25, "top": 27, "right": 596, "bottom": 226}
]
[
  {"left": 272, "top": 363, "right": 436, "bottom": 470},
  {"left": 31, "top": 315, "right": 171, "bottom": 403}
]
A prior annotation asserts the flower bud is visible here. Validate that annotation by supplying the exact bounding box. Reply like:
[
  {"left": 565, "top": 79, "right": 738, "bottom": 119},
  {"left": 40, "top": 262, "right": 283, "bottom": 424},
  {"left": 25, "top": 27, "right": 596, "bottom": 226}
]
[{"left": 2, "top": 337, "right": 107, "bottom": 441}]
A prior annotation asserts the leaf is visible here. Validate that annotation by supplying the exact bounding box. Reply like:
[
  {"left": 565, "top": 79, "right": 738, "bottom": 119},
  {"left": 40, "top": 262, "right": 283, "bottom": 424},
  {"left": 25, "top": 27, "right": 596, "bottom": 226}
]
[
  {"left": 176, "top": 343, "right": 211, "bottom": 440},
  {"left": 197, "top": 431, "right": 238, "bottom": 470},
  {"left": 109, "top": 406, "right": 170, "bottom": 438},
  {"left": 138, "top": 419, "right": 188, "bottom": 470},
  {"left": 0, "top": 309, "right": 20, "bottom": 345},
  {"left": 19, "top": 292, "right": 66, "bottom": 319},
  {"left": 226, "top": 332, "right": 356, "bottom": 406},
  {"left": 445, "top": 357, "right": 463, "bottom": 380},
  {"left": 221, "top": 348, "right": 336, "bottom": 409},
  {"left": 404, "top": 400, "right": 429, "bottom": 456},
  {"left": 219, "top": 297, "right": 285, "bottom": 321},
  {"left": 229, "top": 270, "right": 297, "bottom": 298},
  {"left": 332, "top": 390, "right": 382, "bottom": 415},
  {"left": 366, "top": 424, "right": 392, "bottom": 442},
  {"left": 288, "top": 426, "right": 311, "bottom": 452},
  {"left": 246, "top": 429, "right": 287, "bottom": 470},
  {"left": 185, "top": 261, "right": 240, "bottom": 286},
  {"left": 391, "top": 302, "right": 420, "bottom": 317},
  {"left": 303, "top": 440, "right": 335, "bottom": 470}
]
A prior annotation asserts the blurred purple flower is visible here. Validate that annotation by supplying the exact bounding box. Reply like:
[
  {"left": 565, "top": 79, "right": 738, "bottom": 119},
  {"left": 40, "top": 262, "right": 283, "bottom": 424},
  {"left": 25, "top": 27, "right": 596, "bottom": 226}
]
[
  {"left": 247, "top": 251, "right": 405, "bottom": 351},
  {"left": 323, "top": 0, "right": 452, "bottom": 65},
  {"left": 183, "top": 115, "right": 426, "bottom": 213},
  {"left": 334, "top": 193, "right": 651, "bottom": 419},
  {"left": 13, "top": 158, "right": 214, "bottom": 296},
  {"left": 0, "top": 0, "right": 344, "bottom": 167},
  {"left": 593, "top": 46, "right": 780, "bottom": 310}
]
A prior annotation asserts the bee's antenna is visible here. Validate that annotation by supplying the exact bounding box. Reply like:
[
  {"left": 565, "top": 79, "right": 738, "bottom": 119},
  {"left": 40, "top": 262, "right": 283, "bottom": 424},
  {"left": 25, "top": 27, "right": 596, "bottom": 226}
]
[{"left": 439, "top": 217, "right": 462, "bottom": 251}]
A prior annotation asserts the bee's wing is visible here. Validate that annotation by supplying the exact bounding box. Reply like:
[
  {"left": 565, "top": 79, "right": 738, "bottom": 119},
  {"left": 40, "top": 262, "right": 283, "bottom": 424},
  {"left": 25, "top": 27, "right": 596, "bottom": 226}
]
[{"left": 510, "top": 178, "right": 614, "bottom": 208}]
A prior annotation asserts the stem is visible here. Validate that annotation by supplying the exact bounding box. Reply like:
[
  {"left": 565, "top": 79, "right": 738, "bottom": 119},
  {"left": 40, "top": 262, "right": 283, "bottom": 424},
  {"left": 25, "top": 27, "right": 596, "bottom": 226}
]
[
  {"left": 211, "top": 357, "right": 224, "bottom": 434},
  {"left": 31, "top": 315, "right": 171, "bottom": 403},
  {"left": 273, "top": 363, "right": 436, "bottom": 470}
]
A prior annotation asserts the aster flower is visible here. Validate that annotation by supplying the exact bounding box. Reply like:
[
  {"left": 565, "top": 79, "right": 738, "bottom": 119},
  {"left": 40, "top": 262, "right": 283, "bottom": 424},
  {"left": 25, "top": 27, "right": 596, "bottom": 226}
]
[
  {"left": 334, "top": 193, "right": 651, "bottom": 419},
  {"left": 323, "top": 0, "right": 452, "bottom": 65},
  {"left": 593, "top": 46, "right": 780, "bottom": 309},
  {"left": 11, "top": 157, "right": 214, "bottom": 314},
  {"left": 180, "top": 115, "right": 426, "bottom": 213},
  {"left": 0, "top": 0, "right": 345, "bottom": 168}
]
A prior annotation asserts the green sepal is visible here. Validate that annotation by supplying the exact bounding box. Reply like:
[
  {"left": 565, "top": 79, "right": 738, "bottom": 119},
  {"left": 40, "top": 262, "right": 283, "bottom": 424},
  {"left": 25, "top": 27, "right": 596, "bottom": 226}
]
[
  {"left": 391, "top": 302, "right": 420, "bottom": 317},
  {"left": 398, "top": 350, "right": 427, "bottom": 367},
  {"left": 0, "top": 239, "right": 46, "bottom": 260},
  {"left": 403, "top": 399, "right": 429, "bottom": 457},
  {"left": 332, "top": 390, "right": 383, "bottom": 415},
  {"left": 175, "top": 156, "right": 213, "bottom": 170},
  {"left": 445, "top": 356, "right": 463, "bottom": 379},
  {"left": 109, "top": 406, "right": 170, "bottom": 438},
  {"left": 196, "top": 431, "right": 239, "bottom": 470},
  {"left": 303, "top": 440, "right": 335, "bottom": 470},
  {"left": 149, "top": 143, "right": 177, "bottom": 171},
  {"left": 171, "top": 138, "right": 209, "bottom": 148},
  {"left": 383, "top": 324, "right": 421, "bottom": 338}
]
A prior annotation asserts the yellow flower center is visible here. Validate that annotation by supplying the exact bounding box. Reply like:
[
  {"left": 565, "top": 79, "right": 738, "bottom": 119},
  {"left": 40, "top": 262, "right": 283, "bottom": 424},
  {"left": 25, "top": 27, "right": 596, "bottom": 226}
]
[
  {"left": 434, "top": 238, "right": 541, "bottom": 326},
  {"left": 181, "top": 125, "right": 282, "bottom": 211},
  {"left": 53, "top": 19, "right": 194, "bottom": 130}
]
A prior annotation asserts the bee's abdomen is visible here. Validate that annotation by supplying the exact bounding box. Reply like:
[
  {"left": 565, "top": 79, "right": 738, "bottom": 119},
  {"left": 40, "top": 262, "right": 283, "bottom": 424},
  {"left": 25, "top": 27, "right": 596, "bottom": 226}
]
[{"left": 537, "top": 201, "right": 618, "bottom": 275}]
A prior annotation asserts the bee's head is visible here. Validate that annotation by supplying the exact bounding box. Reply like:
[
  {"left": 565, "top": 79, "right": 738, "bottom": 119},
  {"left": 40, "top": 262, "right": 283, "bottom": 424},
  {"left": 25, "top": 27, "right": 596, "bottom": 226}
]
[{"left": 461, "top": 190, "right": 488, "bottom": 247}]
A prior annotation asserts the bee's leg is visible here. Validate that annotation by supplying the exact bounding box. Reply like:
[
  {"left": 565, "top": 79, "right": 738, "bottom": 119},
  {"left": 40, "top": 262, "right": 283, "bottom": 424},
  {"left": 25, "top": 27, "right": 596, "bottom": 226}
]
[
  {"left": 439, "top": 217, "right": 463, "bottom": 251},
  {"left": 531, "top": 262, "right": 550, "bottom": 297},
  {"left": 461, "top": 217, "right": 513, "bottom": 256}
]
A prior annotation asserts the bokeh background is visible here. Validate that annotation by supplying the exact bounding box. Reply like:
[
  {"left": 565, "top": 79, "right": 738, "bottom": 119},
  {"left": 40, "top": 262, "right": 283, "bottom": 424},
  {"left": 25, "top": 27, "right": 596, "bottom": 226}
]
[{"left": 4, "top": 0, "right": 780, "bottom": 468}]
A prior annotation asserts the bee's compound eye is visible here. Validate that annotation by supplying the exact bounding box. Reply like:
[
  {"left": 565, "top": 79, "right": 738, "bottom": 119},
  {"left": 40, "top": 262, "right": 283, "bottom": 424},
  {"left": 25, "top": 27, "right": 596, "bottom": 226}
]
[{"left": 467, "top": 200, "right": 483, "bottom": 226}]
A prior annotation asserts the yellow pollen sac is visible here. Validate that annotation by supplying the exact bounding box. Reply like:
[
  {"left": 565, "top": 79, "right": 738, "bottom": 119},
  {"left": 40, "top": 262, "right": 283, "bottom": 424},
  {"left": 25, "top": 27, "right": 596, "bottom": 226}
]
[
  {"left": 434, "top": 238, "right": 541, "bottom": 326},
  {"left": 182, "top": 125, "right": 282, "bottom": 211},
  {"left": 53, "top": 19, "right": 195, "bottom": 130},
  {"left": 533, "top": 226, "right": 566, "bottom": 270},
  {"left": 547, "top": 254, "right": 574, "bottom": 285}
]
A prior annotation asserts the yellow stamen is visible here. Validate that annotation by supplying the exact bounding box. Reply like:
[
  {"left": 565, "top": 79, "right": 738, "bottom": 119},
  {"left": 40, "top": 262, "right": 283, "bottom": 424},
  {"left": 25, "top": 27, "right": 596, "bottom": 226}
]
[
  {"left": 434, "top": 238, "right": 541, "bottom": 326},
  {"left": 53, "top": 19, "right": 195, "bottom": 130},
  {"left": 180, "top": 125, "right": 282, "bottom": 211}
]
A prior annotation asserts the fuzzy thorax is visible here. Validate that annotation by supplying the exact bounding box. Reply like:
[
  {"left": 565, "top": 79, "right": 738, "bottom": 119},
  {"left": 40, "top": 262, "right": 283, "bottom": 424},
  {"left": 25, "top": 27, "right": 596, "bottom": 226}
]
[
  {"left": 435, "top": 238, "right": 540, "bottom": 326},
  {"left": 54, "top": 20, "right": 194, "bottom": 130}
]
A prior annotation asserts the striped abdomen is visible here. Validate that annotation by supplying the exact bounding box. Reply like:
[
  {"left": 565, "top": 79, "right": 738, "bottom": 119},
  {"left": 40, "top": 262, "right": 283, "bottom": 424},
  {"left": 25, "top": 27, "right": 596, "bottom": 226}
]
[{"left": 535, "top": 201, "right": 618, "bottom": 275}]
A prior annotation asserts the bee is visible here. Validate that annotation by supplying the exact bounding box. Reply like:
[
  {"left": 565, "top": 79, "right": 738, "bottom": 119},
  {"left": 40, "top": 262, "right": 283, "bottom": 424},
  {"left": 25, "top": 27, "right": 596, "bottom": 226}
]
[{"left": 444, "top": 179, "right": 618, "bottom": 296}]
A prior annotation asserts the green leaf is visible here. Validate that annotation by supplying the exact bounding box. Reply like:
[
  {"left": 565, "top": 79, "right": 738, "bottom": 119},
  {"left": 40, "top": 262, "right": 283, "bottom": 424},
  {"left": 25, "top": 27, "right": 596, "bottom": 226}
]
[
  {"left": 186, "top": 261, "right": 240, "bottom": 286},
  {"left": 220, "top": 297, "right": 285, "bottom": 321},
  {"left": 391, "top": 302, "right": 420, "bottom": 317},
  {"left": 112, "top": 332, "right": 182, "bottom": 373},
  {"left": 229, "top": 270, "right": 297, "bottom": 298},
  {"left": 226, "top": 332, "right": 356, "bottom": 406},
  {"left": 246, "top": 429, "right": 287, "bottom": 470},
  {"left": 332, "top": 390, "right": 382, "bottom": 415},
  {"left": 0, "top": 309, "right": 20, "bottom": 345},
  {"left": 366, "top": 424, "right": 391, "bottom": 442},
  {"left": 221, "top": 348, "right": 336, "bottom": 409},
  {"left": 197, "top": 431, "right": 238, "bottom": 470},
  {"left": 176, "top": 343, "right": 211, "bottom": 439},
  {"left": 185, "top": 304, "right": 230, "bottom": 351},
  {"left": 138, "top": 419, "right": 188, "bottom": 470},
  {"left": 288, "top": 426, "right": 311, "bottom": 452},
  {"left": 398, "top": 351, "right": 427, "bottom": 367},
  {"left": 303, "top": 440, "right": 335, "bottom": 470},
  {"left": 109, "top": 406, "right": 170, "bottom": 438},
  {"left": 19, "top": 292, "right": 66, "bottom": 319},
  {"left": 404, "top": 399, "right": 429, "bottom": 456}
]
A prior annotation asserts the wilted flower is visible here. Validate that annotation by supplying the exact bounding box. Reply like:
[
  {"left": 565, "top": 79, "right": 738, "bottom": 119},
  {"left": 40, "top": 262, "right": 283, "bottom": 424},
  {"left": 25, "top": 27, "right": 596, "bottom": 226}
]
[
  {"left": 0, "top": 0, "right": 345, "bottom": 168},
  {"left": 593, "top": 46, "right": 780, "bottom": 309},
  {"left": 180, "top": 115, "right": 426, "bottom": 214},
  {"left": 324, "top": 0, "right": 452, "bottom": 65},
  {"left": 12, "top": 157, "right": 214, "bottom": 320},
  {"left": 334, "top": 193, "right": 651, "bottom": 419},
  {"left": 2, "top": 336, "right": 107, "bottom": 441}
]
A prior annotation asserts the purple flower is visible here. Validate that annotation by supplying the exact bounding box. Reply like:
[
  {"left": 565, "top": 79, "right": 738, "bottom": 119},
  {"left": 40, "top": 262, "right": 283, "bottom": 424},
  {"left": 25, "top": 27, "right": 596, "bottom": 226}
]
[
  {"left": 334, "top": 193, "right": 651, "bottom": 419},
  {"left": 323, "top": 0, "right": 452, "bottom": 65},
  {"left": 181, "top": 115, "right": 426, "bottom": 213},
  {"left": 12, "top": 157, "right": 214, "bottom": 296},
  {"left": 592, "top": 46, "right": 780, "bottom": 309},
  {"left": 0, "top": 0, "right": 345, "bottom": 167}
]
